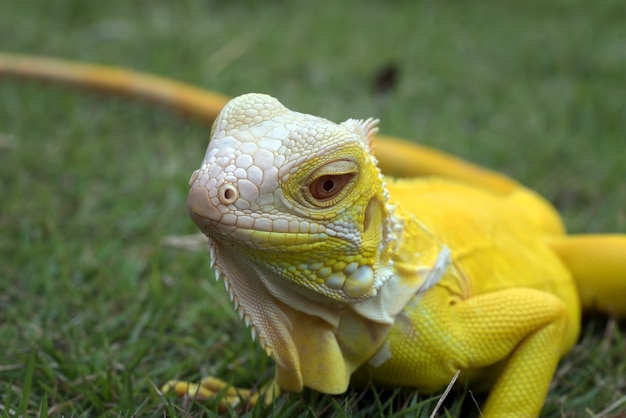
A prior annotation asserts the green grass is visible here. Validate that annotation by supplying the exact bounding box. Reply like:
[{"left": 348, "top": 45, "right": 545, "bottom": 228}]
[{"left": 1, "top": 0, "right": 625, "bottom": 416}]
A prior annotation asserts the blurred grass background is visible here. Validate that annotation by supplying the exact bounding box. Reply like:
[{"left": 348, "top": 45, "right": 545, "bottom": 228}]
[{"left": 0, "top": 0, "right": 624, "bottom": 416}]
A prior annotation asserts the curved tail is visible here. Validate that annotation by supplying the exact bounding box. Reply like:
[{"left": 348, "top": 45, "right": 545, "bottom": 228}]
[
  {"left": 0, "top": 51, "right": 229, "bottom": 124},
  {"left": 549, "top": 235, "right": 626, "bottom": 316},
  {"left": 0, "top": 52, "right": 522, "bottom": 193},
  {"left": 374, "top": 134, "right": 521, "bottom": 195}
]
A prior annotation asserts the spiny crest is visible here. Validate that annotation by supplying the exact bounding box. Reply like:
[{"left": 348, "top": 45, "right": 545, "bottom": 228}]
[
  {"left": 211, "top": 241, "right": 273, "bottom": 352},
  {"left": 340, "top": 118, "right": 380, "bottom": 150}
]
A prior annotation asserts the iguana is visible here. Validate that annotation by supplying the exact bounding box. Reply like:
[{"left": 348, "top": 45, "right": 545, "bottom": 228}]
[
  {"left": 2, "top": 53, "right": 625, "bottom": 417},
  {"left": 177, "top": 94, "right": 626, "bottom": 417}
]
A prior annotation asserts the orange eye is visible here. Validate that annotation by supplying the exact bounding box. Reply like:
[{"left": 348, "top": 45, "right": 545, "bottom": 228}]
[{"left": 309, "top": 173, "right": 354, "bottom": 201}]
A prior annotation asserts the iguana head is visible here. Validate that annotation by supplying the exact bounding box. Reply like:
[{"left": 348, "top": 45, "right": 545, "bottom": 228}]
[
  {"left": 189, "top": 93, "right": 392, "bottom": 305},
  {"left": 187, "top": 94, "right": 394, "bottom": 390}
]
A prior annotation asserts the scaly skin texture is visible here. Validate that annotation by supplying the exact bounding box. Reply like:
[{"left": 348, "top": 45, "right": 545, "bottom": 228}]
[{"left": 178, "top": 94, "right": 626, "bottom": 417}]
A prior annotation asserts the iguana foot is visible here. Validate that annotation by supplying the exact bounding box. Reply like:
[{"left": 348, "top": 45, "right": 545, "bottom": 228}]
[{"left": 161, "top": 376, "right": 279, "bottom": 409}]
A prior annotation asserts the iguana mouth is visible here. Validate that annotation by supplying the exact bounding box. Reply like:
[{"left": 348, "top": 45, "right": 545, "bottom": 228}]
[{"left": 189, "top": 184, "right": 333, "bottom": 247}]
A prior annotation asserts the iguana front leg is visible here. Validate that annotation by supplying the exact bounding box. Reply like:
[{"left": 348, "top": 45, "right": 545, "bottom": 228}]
[
  {"left": 168, "top": 277, "right": 572, "bottom": 416},
  {"left": 368, "top": 285, "right": 571, "bottom": 417}
]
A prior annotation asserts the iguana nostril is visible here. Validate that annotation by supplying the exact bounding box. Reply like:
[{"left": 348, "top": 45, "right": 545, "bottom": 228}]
[{"left": 219, "top": 184, "right": 238, "bottom": 205}]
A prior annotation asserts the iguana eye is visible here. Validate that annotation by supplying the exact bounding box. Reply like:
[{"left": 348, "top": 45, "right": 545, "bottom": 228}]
[
  {"left": 309, "top": 174, "right": 354, "bottom": 201},
  {"left": 301, "top": 160, "right": 358, "bottom": 207}
]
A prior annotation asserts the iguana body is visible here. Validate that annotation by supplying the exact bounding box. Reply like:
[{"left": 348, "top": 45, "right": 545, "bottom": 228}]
[
  {"left": 2, "top": 54, "right": 625, "bottom": 416},
  {"left": 183, "top": 94, "right": 625, "bottom": 417}
]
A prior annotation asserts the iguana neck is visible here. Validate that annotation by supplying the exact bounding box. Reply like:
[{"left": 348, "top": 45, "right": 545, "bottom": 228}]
[
  {"left": 208, "top": 204, "right": 449, "bottom": 393},
  {"left": 213, "top": 201, "right": 448, "bottom": 333}
]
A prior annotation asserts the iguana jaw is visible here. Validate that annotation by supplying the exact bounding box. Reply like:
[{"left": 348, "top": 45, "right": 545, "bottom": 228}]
[{"left": 188, "top": 185, "right": 328, "bottom": 247}]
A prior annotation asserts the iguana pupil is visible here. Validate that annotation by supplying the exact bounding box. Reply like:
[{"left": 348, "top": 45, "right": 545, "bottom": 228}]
[{"left": 309, "top": 173, "right": 353, "bottom": 201}]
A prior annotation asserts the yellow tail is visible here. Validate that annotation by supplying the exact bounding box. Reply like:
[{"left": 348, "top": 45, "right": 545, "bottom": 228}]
[
  {"left": 549, "top": 235, "right": 626, "bottom": 316},
  {"left": 0, "top": 51, "right": 229, "bottom": 124},
  {"left": 373, "top": 134, "right": 521, "bottom": 196},
  {"left": 0, "top": 51, "right": 523, "bottom": 194}
]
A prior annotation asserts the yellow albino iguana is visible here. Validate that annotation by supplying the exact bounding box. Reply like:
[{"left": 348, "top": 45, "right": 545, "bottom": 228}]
[
  {"left": 178, "top": 94, "right": 626, "bottom": 417},
  {"left": 2, "top": 53, "right": 625, "bottom": 417}
]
